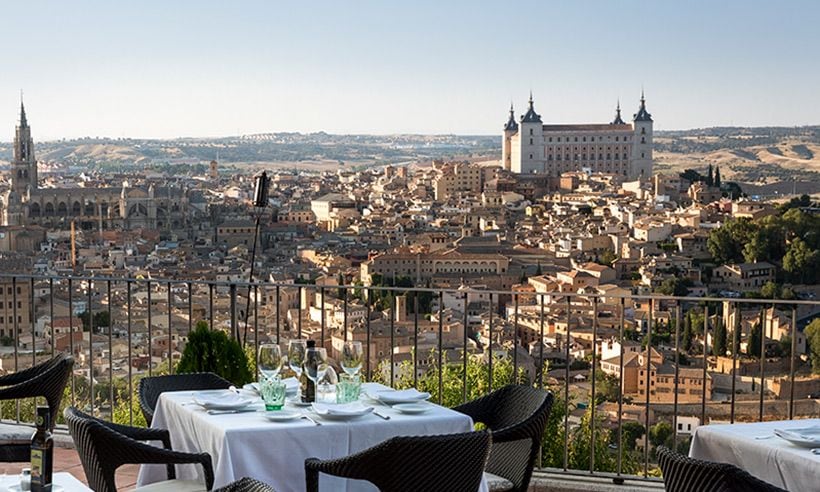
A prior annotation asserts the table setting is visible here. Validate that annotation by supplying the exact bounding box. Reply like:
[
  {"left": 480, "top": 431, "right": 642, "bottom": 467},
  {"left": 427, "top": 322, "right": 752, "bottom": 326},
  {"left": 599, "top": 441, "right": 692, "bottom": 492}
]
[
  {"left": 690, "top": 418, "right": 820, "bottom": 492},
  {"left": 137, "top": 339, "right": 487, "bottom": 492}
]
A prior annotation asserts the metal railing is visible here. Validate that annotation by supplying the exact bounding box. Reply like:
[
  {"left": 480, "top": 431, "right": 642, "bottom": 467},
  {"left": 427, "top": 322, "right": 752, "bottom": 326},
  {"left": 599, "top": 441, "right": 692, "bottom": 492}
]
[{"left": 1, "top": 272, "right": 818, "bottom": 482}]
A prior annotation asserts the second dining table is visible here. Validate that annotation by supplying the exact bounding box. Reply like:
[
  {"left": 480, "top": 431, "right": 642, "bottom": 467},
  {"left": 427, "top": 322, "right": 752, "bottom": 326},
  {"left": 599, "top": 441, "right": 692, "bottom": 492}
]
[{"left": 136, "top": 382, "right": 489, "bottom": 492}]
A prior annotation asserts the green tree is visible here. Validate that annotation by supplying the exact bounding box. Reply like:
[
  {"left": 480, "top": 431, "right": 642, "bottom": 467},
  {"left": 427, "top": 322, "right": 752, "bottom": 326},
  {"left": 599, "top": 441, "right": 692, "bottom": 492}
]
[
  {"left": 649, "top": 421, "right": 673, "bottom": 448},
  {"left": 712, "top": 320, "right": 727, "bottom": 357},
  {"left": 805, "top": 319, "right": 820, "bottom": 374},
  {"left": 714, "top": 166, "right": 721, "bottom": 188},
  {"left": 748, "top": 321, "right": 762, "bottom": 358},
  {"left": 783, "top": 238, "right": 819, "bottom": 284},
  {"left": 176, "top": 321, "right": 253, "bottom": 385},
  {"left": 656, "top": 277, "right": 689, "bottom": 297},
  {"left": 616, "top": 421, "right": 646, "bottom": 452},
  {"left": 706, "top": 164, "right": 714, "bottom": 187},
  {"left": 760, "top": 281, "right": 781, "bottom": 299},
  {"left": 707, "top": 218, "right": 756, "bottom": 265},
  {"left": 599, "top": 249, "right": 618, "bottom": 266}
]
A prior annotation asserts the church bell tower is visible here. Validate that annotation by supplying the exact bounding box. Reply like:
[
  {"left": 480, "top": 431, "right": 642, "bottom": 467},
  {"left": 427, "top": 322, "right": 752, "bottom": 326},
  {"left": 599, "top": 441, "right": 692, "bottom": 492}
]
[{"left": 12, "top": 97, "right": 37, "bottom": 196}]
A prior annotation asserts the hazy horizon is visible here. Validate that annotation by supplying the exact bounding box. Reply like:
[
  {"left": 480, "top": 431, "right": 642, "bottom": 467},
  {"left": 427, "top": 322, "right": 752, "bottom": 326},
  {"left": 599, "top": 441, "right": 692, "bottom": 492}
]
[{"left": 3, "top": 0, "right": 820, "bottom": 140}]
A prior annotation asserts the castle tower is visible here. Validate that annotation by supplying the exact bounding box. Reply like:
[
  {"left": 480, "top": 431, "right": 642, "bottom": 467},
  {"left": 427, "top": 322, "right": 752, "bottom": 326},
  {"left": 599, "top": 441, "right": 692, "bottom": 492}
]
[
  {"left": 514, "top": 92, "right": 544, "bottom": 174},
  {"left": 12, "top": 98, "right": 37, "bottom": 198},
  {"left": 501, "top": 103, "right": 518, "bottom": 172},
  {"left": 209, "top": 159, "right": 219, "bottom": 180},
  {"left": 630, "top": 91, "right": 653, "bottom": 180}
]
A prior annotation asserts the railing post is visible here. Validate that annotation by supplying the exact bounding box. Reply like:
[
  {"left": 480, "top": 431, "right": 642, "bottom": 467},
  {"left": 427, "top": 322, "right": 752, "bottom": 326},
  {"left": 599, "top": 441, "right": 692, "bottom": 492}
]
[
  {"left": 230, "top": 283, "right": 238, "bottom": 342},
  {"left": 147, "top": 281, "right": 153, "bottom": 377}
]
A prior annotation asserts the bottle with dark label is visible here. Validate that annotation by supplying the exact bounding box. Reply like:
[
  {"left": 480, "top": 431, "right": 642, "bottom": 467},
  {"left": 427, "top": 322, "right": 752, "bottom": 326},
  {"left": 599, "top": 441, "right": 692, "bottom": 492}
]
[
  {"left": 300, "top": 340, "right": 316, "bottom": 403},
  {"left": 30, "top": 406, "right": 53, "bottom": 492}
]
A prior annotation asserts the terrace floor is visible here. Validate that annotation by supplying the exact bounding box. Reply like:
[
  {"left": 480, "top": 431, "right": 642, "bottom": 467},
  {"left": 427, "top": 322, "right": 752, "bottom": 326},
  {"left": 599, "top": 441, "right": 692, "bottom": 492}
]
[
  {"left": 0, "top": 445, "right": 140, "bottom": 491},
  {"left": 2, "top": 443, "right": 663, "bottom": 492}
]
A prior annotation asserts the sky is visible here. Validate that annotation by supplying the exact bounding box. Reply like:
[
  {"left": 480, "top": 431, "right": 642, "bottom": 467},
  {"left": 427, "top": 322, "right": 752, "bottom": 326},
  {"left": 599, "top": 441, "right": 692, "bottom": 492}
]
[{"left": 1, "top": 0, "right": 818, "bottom": 139}]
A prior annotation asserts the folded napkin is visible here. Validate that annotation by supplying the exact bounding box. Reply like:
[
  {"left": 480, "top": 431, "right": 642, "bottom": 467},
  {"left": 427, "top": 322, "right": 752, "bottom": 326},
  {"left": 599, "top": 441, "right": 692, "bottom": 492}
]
[
  {"left": 774, "top": 426, "right": 820, "bottom": 441},
  {"left": 194, "top": 391, "right": 253, "bottom": 408},
  {"left": 312, "top": 402, "right": 373, "bottom": 416}
]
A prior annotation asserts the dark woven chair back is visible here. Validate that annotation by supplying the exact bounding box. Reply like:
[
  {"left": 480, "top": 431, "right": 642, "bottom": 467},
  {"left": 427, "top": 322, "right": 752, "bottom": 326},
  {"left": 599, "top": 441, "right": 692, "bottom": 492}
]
[
  {"left": 305, "top": 431, "right": 491, "bottom": 492},
  {"left": 454, "top": 385, "right": 554, "bottom": 492},
  {"left": 65, "top": 406, "right": 130, "bottom": 492},
  {"left": 139, "top": 372, "right": 231, "bottom": 424},
  {"left": 214, "top": 477, "right": 277, "bottom": 492},
  {"left": 0, "top": 353, "right": 73, "bottom": 462},
  {"left": 657, "top": 446, "right": 786, "bottom": 492}
]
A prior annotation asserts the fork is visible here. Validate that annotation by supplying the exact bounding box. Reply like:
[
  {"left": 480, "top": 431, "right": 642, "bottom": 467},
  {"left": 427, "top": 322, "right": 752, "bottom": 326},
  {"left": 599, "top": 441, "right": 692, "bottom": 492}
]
[{"left": 301, "top": 414, "right": 322, "bottom": 426}]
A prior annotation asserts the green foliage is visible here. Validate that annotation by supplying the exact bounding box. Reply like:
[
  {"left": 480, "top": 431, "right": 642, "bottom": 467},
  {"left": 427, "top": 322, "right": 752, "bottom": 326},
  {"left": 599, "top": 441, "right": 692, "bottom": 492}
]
[
  {"left": 599, "top": 250, "right": 618, "bottom": 267},
  {"left": 783, "top": 238, "right": 819, "bottom": 284},
  {"left": 615, "top": 421, "right": 646, "bottom": 452},
  {"left": 805, "top": 319, "right": 820, "bottom": 374},
  {"left": 176, "top": 321, "right": 253, "bottom": 385},
  {"left": 79, "top": 310, "right": 111, "bottom": 332},
  {"left": 748, "top": 321, "right": 763, "bottom": 358},
  {"left": 649, "top": 421, "right": 673, "bottom": 448},
  {"left": 656, "top": 277, "right": 691, "bottom": 297},
  {"left": 712, "top": 320, "right": 727, "bottom": 357}
]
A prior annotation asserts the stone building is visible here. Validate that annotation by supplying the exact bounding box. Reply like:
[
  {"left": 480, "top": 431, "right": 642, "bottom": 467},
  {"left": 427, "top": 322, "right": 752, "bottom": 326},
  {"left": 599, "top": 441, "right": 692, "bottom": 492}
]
[
  {"left": 0, "top": 101, "right": 202, "bottom": 236},
  {"left": 502, "top": 92, "right": 653, "bottom": 180}
]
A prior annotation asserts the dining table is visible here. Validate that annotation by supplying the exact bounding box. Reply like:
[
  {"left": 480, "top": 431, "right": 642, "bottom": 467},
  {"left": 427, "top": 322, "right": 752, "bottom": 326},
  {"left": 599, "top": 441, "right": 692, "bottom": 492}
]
[
  {"left": 137, "top": 382, "right": 489, "bottom": 492},
  {"left": 689, "top": 418, "right": 820, "bottom": 492}
]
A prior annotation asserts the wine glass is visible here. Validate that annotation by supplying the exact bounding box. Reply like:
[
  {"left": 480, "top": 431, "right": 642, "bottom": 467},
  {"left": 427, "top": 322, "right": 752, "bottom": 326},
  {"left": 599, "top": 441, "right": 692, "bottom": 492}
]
[
  {"left": 288, "top": 339, "right": 307, "bottom": 378},
  {"left": 341, "top": 341, "right": 363, "bottom": 376},
  {"left": 258, "top": 344, "right": 282, "bottom": 382},
  {"left": 304, "top": 347, "right": 329, "bottom": 388}
]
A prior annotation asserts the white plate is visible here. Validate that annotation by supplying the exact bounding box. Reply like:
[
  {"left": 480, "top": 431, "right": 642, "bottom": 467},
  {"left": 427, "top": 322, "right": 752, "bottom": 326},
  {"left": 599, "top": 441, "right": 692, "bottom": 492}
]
[
  {"left": 9, "top": 486, "right": 63, "bottom": 492},
  {"left": 773, "top": 426, "right": 820, "bottom": 448},
  {"left": 287, "top": 397, "right": 313, "bottom": 407},
  {"left": 194, "top": 392, "right": 254, "bottom": 411},
  {"left": 312, "top": 402, "right": 374, "bottom": 420},
  {"left": 262, "top": 410, "right": 303, "bottom": 422},
  {"left": 392, "top": 402, "right": 431, "bottom": 414},
  {"left": 370, "top": 389, "right": 431, "bottom": 405}
]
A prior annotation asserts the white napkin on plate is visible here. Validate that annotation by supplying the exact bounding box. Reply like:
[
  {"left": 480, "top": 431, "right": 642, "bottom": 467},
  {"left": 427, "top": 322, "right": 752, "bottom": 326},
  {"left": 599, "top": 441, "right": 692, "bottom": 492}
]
[
  {"left": 194, "top": 391, "right": 253, "bottom": 409},
  {"left": 375, "top": 388, "right": 431, "bottom": 403},
  {"left": 312, "top": 402, "right": 373, "bottom": 416}
]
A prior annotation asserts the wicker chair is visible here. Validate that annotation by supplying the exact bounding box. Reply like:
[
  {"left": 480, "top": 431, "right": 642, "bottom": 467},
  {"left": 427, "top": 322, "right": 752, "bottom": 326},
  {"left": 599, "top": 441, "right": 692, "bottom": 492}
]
[
  {"left": 657, "top": 446, "right": 787, "bottom": 492},
  {"left": 65, "top": 406, "right": 214, "bottom": 492},
  {"left": 305, "top": 431, "right": 491, "bottom": 492},
  {"left": 0, "top": 352, "right": 73, "bottom": 462},
  {"left": 213, "top": 477, "right": 277, "bottom": 492},
  {"left": 139, "top": 372, "right": 231, "bottom": 425},
  {"left": 453, "top": 385, "right": 554, "bottom": 492}
]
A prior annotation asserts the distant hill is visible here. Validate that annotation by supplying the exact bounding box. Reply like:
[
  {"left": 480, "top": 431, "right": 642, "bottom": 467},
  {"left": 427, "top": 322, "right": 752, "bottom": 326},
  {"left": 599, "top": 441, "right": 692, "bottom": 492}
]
[
  {"left": 0, "top": 127, "right": 817, "bottom": 187},
  {"left": 654, "top": 126, "right": 820, "bottom": 185}
]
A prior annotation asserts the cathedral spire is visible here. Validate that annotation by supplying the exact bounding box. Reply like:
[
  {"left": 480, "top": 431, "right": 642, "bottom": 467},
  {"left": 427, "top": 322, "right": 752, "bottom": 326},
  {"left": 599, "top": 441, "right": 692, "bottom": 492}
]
[{"left": 19, "top": 92, "right": 27, "bottom": 128}]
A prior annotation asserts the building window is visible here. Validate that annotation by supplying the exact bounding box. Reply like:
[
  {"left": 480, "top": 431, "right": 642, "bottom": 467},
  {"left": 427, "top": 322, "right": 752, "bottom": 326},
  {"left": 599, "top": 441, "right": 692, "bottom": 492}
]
[
  {"left": 549, "top": 137, "right": 553, "bottom": 142},
  {"left": 641, "top": 137, "right": 646, "bottom": 144},
  {"left": 642, "top": 152, "right": 645, "bottom": 158},
  {"left": 574, "top": 137, "right": 578, "bottom": 142},
  {"left": 599, "top": 153, "right": 603, "bottom": 159},
  {"left": 615, "top": 136, "right": 619, "bottom": 141},
  {"left": 529, "top": 138, "right": 533, "bottom": 145},
  {"left": 641, "top": 127, "right": 646, "bottom": 134},
  {"left": 529, "top": 129, "right": 533, "bottom": 136},
  {"left": 529, "top": 154, "right": 533, "bottom": 159},
  {"left": 582, "top": 137, "right": 586, "bottom": 142}
]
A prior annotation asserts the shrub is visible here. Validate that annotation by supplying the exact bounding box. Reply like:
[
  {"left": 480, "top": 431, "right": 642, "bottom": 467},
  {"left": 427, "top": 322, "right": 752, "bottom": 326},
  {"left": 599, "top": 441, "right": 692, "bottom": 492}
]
[{"left": 176, "top": 321, "right": 252, "bottom": 385}]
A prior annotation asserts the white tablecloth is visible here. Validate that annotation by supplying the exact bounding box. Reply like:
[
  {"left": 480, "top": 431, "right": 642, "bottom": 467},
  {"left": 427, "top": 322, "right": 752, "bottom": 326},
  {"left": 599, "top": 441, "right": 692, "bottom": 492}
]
[
  {"left": 690, "top": 418, "right": 820, "bottom": 492},
  {"left": 137, "top": 383, "right": 488, "bottom": 492},
  {"left": 0, "top": 472, "right": 91, "bottom": 492}
]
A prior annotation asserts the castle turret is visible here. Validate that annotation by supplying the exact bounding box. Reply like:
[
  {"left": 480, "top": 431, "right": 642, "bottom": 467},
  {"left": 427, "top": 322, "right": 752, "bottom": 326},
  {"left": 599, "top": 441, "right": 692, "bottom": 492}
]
[
  {"left": 611, "top": 100, "right": 625, "bottom": 125},
  {"left": 501, "top": 103, "right": 518, "bottom": 172},
  {"left": 514, "top": 92, "right": 544, "bottom": 174},
  {"left": 630, "top": 91, "right": 653, "bottom": 180}
]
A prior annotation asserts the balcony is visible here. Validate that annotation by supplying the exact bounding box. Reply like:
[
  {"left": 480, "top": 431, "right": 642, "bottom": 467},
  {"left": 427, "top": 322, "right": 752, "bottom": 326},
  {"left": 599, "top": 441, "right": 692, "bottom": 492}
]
[{"left": 1, "top": 273, "right": 818, "bottom": 490}]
